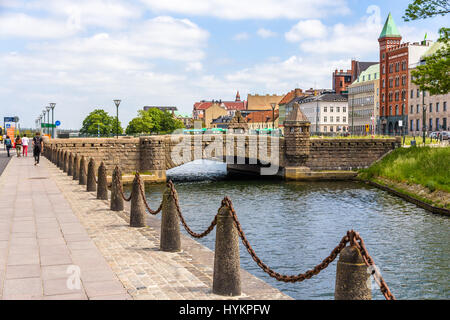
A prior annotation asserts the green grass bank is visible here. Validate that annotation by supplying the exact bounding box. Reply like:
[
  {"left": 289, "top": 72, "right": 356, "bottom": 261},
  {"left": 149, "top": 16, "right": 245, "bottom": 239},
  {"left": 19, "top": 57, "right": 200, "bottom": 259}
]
[{"left": 358, "top": 146, "right": 450, "bottom": 211}]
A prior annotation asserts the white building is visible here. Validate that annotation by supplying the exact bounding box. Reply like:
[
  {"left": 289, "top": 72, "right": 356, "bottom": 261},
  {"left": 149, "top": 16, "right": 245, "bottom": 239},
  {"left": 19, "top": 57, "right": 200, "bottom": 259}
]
[{"left": 297, "top": 93, "right": 349, "bottom": 133}]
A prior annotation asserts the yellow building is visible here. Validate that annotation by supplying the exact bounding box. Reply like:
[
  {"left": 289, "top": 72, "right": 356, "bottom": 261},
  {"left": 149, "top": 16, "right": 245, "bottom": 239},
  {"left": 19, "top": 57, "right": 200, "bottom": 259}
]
[
  {"left": 246, "top": 94, "right": 284, "bottom": 111},
  {"left": 204, "top": 103, "right": 228, "bottom": 128}
]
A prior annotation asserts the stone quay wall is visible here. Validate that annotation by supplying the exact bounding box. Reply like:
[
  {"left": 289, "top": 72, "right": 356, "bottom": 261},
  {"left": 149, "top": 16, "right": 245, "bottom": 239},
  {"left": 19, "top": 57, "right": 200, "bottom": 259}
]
[{"left": 305, "top": 138, "right": 401, "bottom": 171}]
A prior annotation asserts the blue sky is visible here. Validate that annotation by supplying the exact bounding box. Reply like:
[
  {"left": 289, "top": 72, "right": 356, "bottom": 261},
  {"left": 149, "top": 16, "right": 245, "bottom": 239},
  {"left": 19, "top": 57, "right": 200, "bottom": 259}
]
[{"left": 0, "top": 0, "right": 446, "bottom": 129}]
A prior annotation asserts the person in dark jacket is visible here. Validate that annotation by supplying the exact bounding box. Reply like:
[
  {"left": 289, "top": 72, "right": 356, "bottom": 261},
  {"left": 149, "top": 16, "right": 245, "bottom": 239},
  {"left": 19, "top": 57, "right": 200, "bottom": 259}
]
[
  {"left": 4, "top": 136, "right": 12, "bottom": 157},
  {"left": 32, "top": 132, "right": 44, "bottom": 165}
]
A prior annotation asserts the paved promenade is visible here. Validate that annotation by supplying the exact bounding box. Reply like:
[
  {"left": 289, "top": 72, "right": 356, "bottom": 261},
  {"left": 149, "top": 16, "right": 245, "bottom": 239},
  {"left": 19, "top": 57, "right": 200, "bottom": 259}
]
[{"left": 0, "top": 153, "right": 290, "bottom": 300}]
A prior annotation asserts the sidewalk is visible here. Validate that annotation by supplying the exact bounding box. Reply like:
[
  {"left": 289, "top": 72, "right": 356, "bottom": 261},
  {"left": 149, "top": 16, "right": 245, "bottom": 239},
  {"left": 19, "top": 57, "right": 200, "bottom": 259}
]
[
  {"left": 0, "top": 149, "right": 11, "bottom": 176},
  {"left": 0, "top": 154, "right": 131, "bottom": 299},
  {"left": 0, "top": 153, "right": 290, "bottom": 300}
]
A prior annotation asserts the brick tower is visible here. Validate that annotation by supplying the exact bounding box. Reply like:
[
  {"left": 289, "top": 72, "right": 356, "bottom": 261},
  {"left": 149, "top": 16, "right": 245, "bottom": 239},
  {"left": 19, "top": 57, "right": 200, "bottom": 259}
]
[{"left": 283, "top": 102, "right": 310, "bottom": 164}]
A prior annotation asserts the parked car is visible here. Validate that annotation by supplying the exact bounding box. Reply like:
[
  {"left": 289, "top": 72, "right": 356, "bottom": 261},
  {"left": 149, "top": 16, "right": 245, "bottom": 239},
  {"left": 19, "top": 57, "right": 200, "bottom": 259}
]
[
  {"left": 429, "top": 132, "right": 439, "bottom": 139},
  {"left": 441, "top": 131, "right": 449, "bottom": 140}
]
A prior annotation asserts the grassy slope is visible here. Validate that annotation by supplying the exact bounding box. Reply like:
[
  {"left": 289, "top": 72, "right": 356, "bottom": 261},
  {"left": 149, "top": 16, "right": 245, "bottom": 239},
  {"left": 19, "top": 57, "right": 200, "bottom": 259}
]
[{"left": 359, "top": 146, "right": 450, "bottom": 193}]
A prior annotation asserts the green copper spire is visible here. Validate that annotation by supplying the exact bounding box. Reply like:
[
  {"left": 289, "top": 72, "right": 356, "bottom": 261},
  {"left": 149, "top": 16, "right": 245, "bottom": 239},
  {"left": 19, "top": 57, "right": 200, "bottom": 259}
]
[{"left": 379, "top": 13, "right": 401, "bottom": 39}]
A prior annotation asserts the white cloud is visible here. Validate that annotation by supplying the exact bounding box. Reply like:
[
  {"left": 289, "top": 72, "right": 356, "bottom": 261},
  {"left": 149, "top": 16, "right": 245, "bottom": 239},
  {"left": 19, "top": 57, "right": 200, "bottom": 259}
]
[
  {"left": 232, "top": 32, "right": 250, "bottom": 41},
  {"left": 140, "top": 0, "right": 350, "bottom": 20},
  {"left": 0, "top": 13, "right": 78, "bottom": 38},
  {"left": 257, "top": 28, "right": 277, "bottom": 38},
  {"left": 285, "top": 19, "right": 327, "bottom": 42}
]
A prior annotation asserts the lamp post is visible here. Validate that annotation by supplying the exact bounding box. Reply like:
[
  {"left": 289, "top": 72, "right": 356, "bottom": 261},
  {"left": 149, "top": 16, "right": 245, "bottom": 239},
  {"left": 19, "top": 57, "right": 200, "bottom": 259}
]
[
  {"left": 270, "top": 103, "right": 276, "bottom": 130},
  {"left": 42, "top": 109, "right": 47, "bottom": 135},
  {"left": 114, "top": 99, "right": 121, "bottom": 138},
  {"left": 50, "top": 103, "right": 56, "bottom": 138},
  {"left": 46, "top": 106, "right": 51, "bottom": 136},
  {"left": 422, "top": 90, "right": 426, "bottom": 145}
]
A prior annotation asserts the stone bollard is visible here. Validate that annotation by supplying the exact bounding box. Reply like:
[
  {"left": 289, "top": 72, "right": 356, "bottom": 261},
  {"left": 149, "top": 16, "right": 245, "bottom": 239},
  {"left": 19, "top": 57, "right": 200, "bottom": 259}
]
[
  {"left": 160, "top": 185, "right": 181, "bottom": 252},
  {"left": 78, "top": 156, "right": 87, "bottom": 185},
  {"left": 129, "top": 175, "right": 146, "bottom": 228},
  {"left": 335, "top": 246, "right": 372, "bottom": 300},
  {"left": 73, "top": 154, "right": 79, "bottom": 180},
  {"left": 63, "top": 152, "right": 68, "bottom": 173},
  {"left": 86, "top": 158, "right": 97, "bottom": 192},
  {"left": 67, "top": 153, "right": 73, "bottom": 176},
  {"left": 212, "top": 205, "right": 241, "bottom": 296},
  {"left": 97, "top": 162, "right": 108, "bottom": 200},
  {"left": 110, "top": 166, "right": 124, "bottom": 211},
  {"left": 58, "top": 150, "right": 63, "bottom": 169}
]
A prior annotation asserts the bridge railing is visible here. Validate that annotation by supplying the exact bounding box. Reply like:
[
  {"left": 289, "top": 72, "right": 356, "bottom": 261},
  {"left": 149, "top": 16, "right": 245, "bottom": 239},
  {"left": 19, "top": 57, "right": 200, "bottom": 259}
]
[{"left": 49, "top": 151, "right": 396, "bottom": 300}]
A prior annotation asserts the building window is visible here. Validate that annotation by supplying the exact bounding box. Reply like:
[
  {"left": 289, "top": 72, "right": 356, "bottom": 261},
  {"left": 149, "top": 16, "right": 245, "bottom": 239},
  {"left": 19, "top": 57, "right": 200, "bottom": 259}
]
[
  {"left": 444, "top": 102, "right": 447, "bottom": 111},
  {"left": 436, "top": 102, "right": 439, "bottom": 112},
  {"left": 436, "top": 118, "right": 440, "bottom": 130},
  {"left": 417, "top": 119, "right": 420, "bottom": 132},
  {"left": 430, "top": 103, "right": 433, "bottom": 113},
  {"left": 395, "top": 105, "right": 399, "bottom": 116},
  {"left": 343, "top": 116, "right": 347, "bottom": 123},
  {"left": 382, "top": 64, "right": 385, "bottom": 74},
  {"left": 417, "top": 104, "right": 420, "bottom": 113},
  {"left": 411, "top": 90, "right": 414, "bottom": 98},
  {"left": 324, "top": 106, "right": 327, "bottom": 112},
  {"left": 330, "top": 107, "right": 334, "bottom": 113},
  {"left": 401, "top": 90, "right": 406, "bottom": 101},
  {"left": 395, "top": 77, "right": 399, "bottom": 87},
  {"left": 417, "top": 89, "right": 420, "bottom": 98},
  {"left": 324, "top": 126, "right": 327, "bottom": 132},
  {"left": 330, "top": 116, "right": 334, "bottom": 122},
  {"left": 443, "top": 118, "right": 447, "bottom": 130},
  {"left": 382, "top": 79, "right": 385, "bottom": 88},
  {"left": 337, "top": 107, "right": 340, "bottom": 113},
  {"left": 324, "top": 116, "right": 327, "bottom": 123},
  {"left": 389, "top": 79, "right": 393, "bottom": 88},
  {"left": 410, "top": 105, "right": 414, "bottom": 114},
  {"left": 410, "top": 120, "right": 413, "bottom": 131},
  {"left": 429, "top": 118, "right": 433, "bottom": 131},
  {"left": 337, "top": 116, "right": 340, "bottom": 122},
  {"left": 343, "top": 107, "right": 347, "bottom": 113},
  {"left": 389, "top": 106, "right": 392, "bottom": 116}
]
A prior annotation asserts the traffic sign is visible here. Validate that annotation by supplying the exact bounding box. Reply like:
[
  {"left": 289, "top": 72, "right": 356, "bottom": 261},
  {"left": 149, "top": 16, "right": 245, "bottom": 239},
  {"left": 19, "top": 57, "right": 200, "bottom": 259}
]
[
  {"left": 41, "top": 123, "right": 56, "bottom": 128},
  {"left": 55, "top": 120, "right": 61, "bottom": 126},
  {"left": 6, "top": 124, "right": 11, "bottom": 129},
  {"left": 4, "top": 117, "right": 15, "bottom": 122}
]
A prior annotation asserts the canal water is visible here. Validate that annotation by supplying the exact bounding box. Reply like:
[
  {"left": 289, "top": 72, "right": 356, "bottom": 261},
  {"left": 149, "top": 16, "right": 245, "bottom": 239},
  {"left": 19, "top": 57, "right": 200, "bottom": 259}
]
[{"left": 141, "top": 160, "right": 449, "bottom": 300}]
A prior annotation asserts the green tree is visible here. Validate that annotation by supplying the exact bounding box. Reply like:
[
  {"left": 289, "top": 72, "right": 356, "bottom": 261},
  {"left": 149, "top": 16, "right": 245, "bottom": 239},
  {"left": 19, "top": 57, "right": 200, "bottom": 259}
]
[
  {"left": 404, "top": 0, "right": 450, "bottom": 94},
  {"left": 126, "top": 108, "right": 184, "bottom": 135},
  {"left": 80, "top": 109, "right": 123, "bottom": 136}
]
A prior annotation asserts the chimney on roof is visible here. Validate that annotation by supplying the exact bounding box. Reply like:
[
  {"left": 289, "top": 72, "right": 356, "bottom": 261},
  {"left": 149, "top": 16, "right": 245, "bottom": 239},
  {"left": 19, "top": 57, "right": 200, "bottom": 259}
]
[
  {"left": 294, "top": 88, "right": 303, "bottom": 97},
  {"left": 235, "top": 91, "right": 241, "bottom": 102}
]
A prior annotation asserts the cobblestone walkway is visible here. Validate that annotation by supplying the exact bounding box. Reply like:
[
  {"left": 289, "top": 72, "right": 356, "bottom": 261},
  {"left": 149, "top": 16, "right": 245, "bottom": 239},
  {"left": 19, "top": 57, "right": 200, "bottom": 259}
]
[
  {"left": 1, "top": 155, "right": 290, "bottom": 300},
  {"left": 49, "top": 158, "right": 290, "bottom": 300}
]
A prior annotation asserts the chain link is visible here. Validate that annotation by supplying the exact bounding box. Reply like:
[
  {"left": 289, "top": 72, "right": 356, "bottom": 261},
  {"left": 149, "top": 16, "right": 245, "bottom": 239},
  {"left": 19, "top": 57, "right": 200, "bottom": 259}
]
[
  {"left": 136, "top": 173, "right": 163, "bottom": 215},
  {"left": 114, "top": 166, "right": 132, "bottom": 202},
  {"left": 167, "top": 180, "right": 217, "bottom": 238}
]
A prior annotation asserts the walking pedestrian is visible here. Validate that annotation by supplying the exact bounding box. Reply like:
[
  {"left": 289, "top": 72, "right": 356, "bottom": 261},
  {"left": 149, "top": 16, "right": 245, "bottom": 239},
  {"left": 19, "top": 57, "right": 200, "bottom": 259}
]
[
  {"left": 5, "top": 136, "right": 12, "bottom": 157},
  {"left": 15, "top": 135, "right": 22, "bottom": 157},
  {"left": 32, "top": 132, "right": 43, "bottom": 165},
  {"left": 22, "top": 134, "right": 29, "bottom": 157}
]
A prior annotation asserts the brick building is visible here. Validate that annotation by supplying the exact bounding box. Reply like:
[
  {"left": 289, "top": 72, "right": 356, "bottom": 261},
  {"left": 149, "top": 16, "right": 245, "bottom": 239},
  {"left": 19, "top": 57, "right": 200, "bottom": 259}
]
[
  {"left": 378, "top": 13, "right": 432, "bottom": 135},
  {"left": 332, "top": 60, "right": 377, "bottom": 95}
]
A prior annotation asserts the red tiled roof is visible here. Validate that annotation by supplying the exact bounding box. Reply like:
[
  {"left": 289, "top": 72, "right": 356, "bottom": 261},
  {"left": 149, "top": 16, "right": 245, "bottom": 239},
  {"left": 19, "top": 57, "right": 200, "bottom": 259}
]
[
  {"left": 278, "top": 91, "right": 295, "bottom": 105},
  {"left": 245, "top": 110, "right": 279, "bottom": 123},
  {"left": 193, "top": 101, "right": 246, "bottom": 111}
]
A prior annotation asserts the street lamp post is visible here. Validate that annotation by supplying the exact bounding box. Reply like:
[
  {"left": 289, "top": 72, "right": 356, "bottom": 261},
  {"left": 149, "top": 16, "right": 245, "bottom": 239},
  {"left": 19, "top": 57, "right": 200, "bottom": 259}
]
[
  {"left": 50, "top": 103, "right": 56, "bottom": 138},
  {"left": 422, "top": 90, "right": 426, "bottom": 145},
  {"left": 42, "top": 109, "right": 47, "bottom": 135},
  {"left": 46, "top": 106, "right": 51, "bottom": 136},
  {"left": 113, "top": 99, "right": 121, "bottom": 138},
  {"left": 270, "top": 103, "right": 276, "bottom": 130}
]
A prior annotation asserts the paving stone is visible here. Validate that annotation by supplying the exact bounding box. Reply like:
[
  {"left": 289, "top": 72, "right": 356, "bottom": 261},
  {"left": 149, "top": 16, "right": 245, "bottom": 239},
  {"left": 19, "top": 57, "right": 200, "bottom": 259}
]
[{"left": 6, "top": 264, "right": 41, "bottom": 279}]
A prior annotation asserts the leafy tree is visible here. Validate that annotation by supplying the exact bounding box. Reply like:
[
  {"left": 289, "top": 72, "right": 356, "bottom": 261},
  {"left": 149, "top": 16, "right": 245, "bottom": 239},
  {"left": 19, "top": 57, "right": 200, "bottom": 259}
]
[
  {"left": 404, "top": 0, "right": 450, "bottom": 94},
  {"left": 126, "top": 108, "right": 184, "bottom": 135},
  {"left": 80, "top": 109, "right": 123, "bottom": 136},
  {"left": 403, "top": 0, "right": 449, "bottom": 21}
]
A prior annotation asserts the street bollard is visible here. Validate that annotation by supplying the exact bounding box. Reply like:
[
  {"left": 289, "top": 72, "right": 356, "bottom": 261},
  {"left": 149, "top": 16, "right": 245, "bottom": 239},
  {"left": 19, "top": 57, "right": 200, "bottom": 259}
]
[
  {"left": 67, "top": 153, "right": 73, "bottom": 176},
  {"left": 86, "top": 158, "right": 97, "bottom": 192},
  {"left": 110, "top": 166, "right": 124, "bottom": 211},
  {"left": 97, "top": 162, "right": 108, "bottom": 200},
  {"left": 63, "top": 151, "right": 68, "bottom": 173},
  {"left": 212, "top": 205, "right": 241, "bottom": 296},
  {"left": 335, "top": 245, "right": 372, "bottom": 300},
  {"left": 129, "top": 175, "right": 146, "bottom": 228},
  {"left": 79, "top": 156, "right": 87, "bottom": 185},
  {"left": 58, "top": 150, "right": 63, "bottom": 169},
  {"left": 160, "top": 185, "right": 181, "bottom": 252},
  {"left": 73, "top": 154, "right": 79, "bottom": 180}
]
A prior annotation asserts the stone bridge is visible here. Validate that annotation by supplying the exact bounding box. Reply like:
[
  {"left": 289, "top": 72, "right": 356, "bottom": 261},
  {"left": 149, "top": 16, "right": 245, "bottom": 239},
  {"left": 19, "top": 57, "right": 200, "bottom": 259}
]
[
  {"left": 44, "top": 132, "right": 400, "bottom": 182},
  {"left": 44, "top": 105, "right": 400, "bottom": 182}
]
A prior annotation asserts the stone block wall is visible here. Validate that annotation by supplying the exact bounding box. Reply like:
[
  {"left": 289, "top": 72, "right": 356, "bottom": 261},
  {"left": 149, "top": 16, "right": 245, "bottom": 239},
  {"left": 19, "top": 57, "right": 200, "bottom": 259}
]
[{"left": 304, "top": 138, "right": 401, "bottom": 171}]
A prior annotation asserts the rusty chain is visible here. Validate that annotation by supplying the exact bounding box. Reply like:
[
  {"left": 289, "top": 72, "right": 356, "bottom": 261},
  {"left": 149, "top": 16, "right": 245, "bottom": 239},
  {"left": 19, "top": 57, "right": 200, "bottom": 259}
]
[
  {"left": 128, "top": 174, "right": 395, "bottom": 300},
  {"left": 114, "top": 167, "right": 132, "bottom": 202},
  {"left": 136, "top": 173, "right": 163, "bottom": 215},
  {"left": 167, "top": 180, "right": 218, "bottom": 238},
  {"left": 221, "top": 197, "right": 395, "bottom": 300}
]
